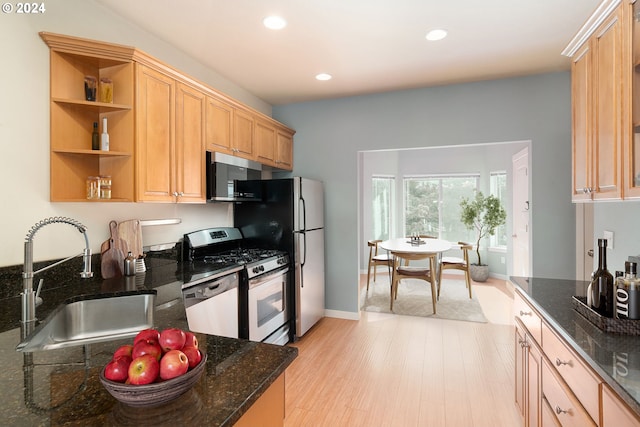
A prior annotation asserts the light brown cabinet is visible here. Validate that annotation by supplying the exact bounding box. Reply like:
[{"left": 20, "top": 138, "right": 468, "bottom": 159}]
[
  {"left": 135, "top": 64, "right": 205, "bottom": 203},
  {"left": 205, "top": 95, "right": 234, "bottom": 154},
  {"left": 234, "top": 373, "right": 285, "bottom": 427},
  {"left": 42, "top": 32, "right": 295, "bottom": 204},
  {"left": 568, "top": 2, "right": 626, "bottom": 202},
  {"left": 41, "top": 32, "right": 135, "bottom": 202},
  {"left": 254, "top": 119, "right": 294, "bottom": 171},
  {"left": 514, "top": 288, "right": 640, "bottom": 427}
]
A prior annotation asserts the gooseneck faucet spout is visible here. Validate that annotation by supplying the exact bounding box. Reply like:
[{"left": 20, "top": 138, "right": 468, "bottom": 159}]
[{"left": 21, "top": 217, "right": 93, "bottom": 335}]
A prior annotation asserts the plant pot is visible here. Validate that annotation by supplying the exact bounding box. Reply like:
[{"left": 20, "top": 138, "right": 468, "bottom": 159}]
[{"left": 469, "top": 264, "right": 490, "bottom": 282}]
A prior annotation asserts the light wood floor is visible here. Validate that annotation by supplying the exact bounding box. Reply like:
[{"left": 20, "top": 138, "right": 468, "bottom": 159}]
[{"left": 283, "top": 274, "right": 521, "bottom": 427}]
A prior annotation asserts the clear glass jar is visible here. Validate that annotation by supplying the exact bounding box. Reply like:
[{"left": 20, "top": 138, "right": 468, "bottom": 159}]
[
  {"left": 86, "top": 176, "right": 99, "bottom": 199},
  {"left": 99, "top": 175, "right": 112, "bottom": 199}
]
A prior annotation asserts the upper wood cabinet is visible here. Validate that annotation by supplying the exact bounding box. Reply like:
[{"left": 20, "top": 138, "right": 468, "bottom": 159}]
[
  {"left": 41, "top": 32, "right": 135, "bottom": 202},
  {"left": 254, "top": 119, "right": 294, "bottom": 171},
  {"left": 567, "top": 2, "right": 627, "bottom": 202},
  {"left": 626, "top": 0, "right": 640, "bottom": 198},
  {"left": 205, "top": 95, "right": 234, "bottom": 154},
  {"left": 135, "top": 64, "right": 205, "bottom": 203},
  {"left": 41, "top": 32, "right": 295, "bottom": 203},
  {"left": 233, "top": 108, "right": 256, "bottom": 159}
]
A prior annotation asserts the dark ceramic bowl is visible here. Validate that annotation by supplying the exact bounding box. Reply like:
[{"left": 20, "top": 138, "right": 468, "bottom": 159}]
[{"left": 99, "top": 353, "right": 207, "bottom": 407}]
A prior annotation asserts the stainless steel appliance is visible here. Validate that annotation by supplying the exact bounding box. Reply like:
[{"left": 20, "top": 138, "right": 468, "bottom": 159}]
[
  {"left": 235, "top": 177, "right": 325, "bottom": 339},
  {"left": 206, "top": 151, "right": 262, "bottom": 202},
  {"left": 246, "top": 256, "right": 290, "bottom": 345},
  {"left": 180, "top": 227, "right": 291, "bottom": 343}
]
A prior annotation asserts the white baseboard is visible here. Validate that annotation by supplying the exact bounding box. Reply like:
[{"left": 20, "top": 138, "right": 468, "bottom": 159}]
[{"left": 324, "top": 309, "right": 360, "bottom": 321}]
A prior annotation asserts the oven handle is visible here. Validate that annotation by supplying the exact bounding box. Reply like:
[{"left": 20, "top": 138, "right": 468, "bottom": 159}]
[{"left": 248, "top": 266, "right": 290, "bottom": 289}]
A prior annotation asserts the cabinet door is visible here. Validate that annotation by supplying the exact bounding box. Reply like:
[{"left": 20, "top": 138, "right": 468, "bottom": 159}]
[
  {"left": 592, "top": 8, "right": 624, "bottom": 201},
  {"left": 205, "top": 95, "right": 234, "bottom": 154},
  {"left": 175, "top": 82, "right": 205, "bottom": 203},
  {"left": 571, "top": 43, "right": 593, "bottom": 202},
  {"left": 233, "top": 109, "right": 255, "bottom": 158},
  {"left": 515, "top": 321, "right": 527, "bottom": 422},
  {"left": 602, "top": 383, "right": 640, "bottom": 427},
  {"left": 541, "top": 397, "right": 562, "bottom": 427},
  {"left": 255, "top": 119, "right": 277, "bottom": 166},
  {"left": 276, "top": 130, "right": 293, "bottom": 170},
  {"left": 136, "top": 64, "right": 175, "bottom": 202},
  {"left": 527, "top": 339, "right": 542, "bottom": 427}
]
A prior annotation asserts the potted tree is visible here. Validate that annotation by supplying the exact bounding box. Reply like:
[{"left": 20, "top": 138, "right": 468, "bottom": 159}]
[{"left": 459, "top": 191, "right": 507, "bottom": 282}]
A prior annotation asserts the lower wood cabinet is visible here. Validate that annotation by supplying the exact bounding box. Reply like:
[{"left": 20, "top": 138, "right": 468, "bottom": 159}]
[
  {"left": 514, "top": 289, "right": 640, "bottom": 427},
  {"left": 602, "top": 383, "right": 640, "bottom": 427},
  {"left": 234, "top": 373, "right": 285, "bottom": 427}
]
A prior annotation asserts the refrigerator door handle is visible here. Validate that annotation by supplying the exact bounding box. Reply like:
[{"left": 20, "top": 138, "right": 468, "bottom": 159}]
[{"left": 299, "top": 191, "right": 307, "bottom": 233}]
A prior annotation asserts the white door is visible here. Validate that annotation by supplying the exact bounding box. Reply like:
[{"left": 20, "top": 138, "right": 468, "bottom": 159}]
[{"left": 512, "top": 147, "right": 531, "bottom": 276}]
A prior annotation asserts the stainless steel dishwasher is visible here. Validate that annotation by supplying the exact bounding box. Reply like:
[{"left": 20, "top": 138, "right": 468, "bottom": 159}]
[{"left": 182, "top": 270, "right": 240, "bottom": 339}]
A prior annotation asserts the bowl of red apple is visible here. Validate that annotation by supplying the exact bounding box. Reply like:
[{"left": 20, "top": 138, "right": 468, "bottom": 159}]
[{"left": 99, "top": 327, "right": 206, "bottom": 407}]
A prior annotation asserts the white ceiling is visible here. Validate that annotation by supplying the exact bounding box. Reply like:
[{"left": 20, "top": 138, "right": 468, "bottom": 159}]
[{"left": 96, "top": 0, "right": 601, "bottom": 105}]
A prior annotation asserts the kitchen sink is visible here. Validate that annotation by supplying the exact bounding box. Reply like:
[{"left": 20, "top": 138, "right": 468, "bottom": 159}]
[{"left": 16, "top": 290, "right": 156, "bottom": 352}]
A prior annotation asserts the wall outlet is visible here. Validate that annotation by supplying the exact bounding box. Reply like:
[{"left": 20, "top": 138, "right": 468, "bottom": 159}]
[
  {"left": 604, "top": 230, "right": 614, "bottom": 249},
  {"left": 501, "top": 256, "right": 505, "bottom": 264}
]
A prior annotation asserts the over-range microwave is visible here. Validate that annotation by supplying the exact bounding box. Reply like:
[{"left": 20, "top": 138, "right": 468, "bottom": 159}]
[{"left": 205, "top": 151, "right": 262, "bottom": 202}]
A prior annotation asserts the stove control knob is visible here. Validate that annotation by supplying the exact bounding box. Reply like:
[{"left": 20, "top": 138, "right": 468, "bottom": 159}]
[
  {"left": 260, "top": 265, "right": 265, "bottom": 272},
  {"left": 253, "top": 266, "right": 260, "bottom": 274}
]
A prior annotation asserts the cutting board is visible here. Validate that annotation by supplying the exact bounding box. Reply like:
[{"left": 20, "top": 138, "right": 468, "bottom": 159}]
[
  {"left": 101, "top": 220, "right": 125, "bottom": 279},
  {"left": 117, "top": 219, "right": 143, "bottom": 258}
]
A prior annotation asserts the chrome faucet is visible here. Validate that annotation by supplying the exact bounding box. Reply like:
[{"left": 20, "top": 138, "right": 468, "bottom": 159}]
[{"left": 21, "top": 217, "right": 93, "bottom": 335}]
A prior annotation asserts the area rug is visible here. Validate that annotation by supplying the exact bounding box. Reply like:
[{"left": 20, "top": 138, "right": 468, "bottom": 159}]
[{"left": 360, "top": 277, "right": 488, "bottom": 323}]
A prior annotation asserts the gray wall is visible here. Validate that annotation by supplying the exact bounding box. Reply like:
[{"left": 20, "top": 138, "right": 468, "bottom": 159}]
[{"left": 273, "top": 73, "right": 576, "bottom": 314}]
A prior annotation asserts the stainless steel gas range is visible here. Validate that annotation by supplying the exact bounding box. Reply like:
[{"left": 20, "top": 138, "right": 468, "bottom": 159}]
[{"left": 180, "top": 227, "right": 291, "bottom": 345}]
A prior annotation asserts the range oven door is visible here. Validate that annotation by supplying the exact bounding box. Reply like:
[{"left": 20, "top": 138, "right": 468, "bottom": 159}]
[{"left": 248, "top": 267, "right": 290, "bottom": 343}]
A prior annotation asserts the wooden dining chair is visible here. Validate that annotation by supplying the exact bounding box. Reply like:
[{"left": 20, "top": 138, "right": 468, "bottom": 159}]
[
  {"left": 366, "top": 240, "right": 392, "bottom": 290},
  {"left": 438, "top": 242, "right": 473, "bottom": 299},
  {"left": 390, "top": 251, "right": 438, "bottom": 314}
]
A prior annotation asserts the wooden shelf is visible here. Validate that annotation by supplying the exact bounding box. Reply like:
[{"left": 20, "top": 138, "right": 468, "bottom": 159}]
[
  {"left": 53, "top": 98, "right": 132, "bottom": 111},
  {"left": 52, "top": 148, "right": 131, "bottom": 156}
]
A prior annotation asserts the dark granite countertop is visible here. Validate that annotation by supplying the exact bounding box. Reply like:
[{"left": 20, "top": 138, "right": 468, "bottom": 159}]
[
  {"left": 510, "top": 276, "right": 640, "bottom": 416},
  {"left": 0, "top": 255, "right": 297, "bottom": 426}
]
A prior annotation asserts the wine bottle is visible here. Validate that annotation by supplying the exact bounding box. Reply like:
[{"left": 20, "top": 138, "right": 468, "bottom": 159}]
[
  {"left": 91, "top": 122, "right": 99, "bottom": 150},
  {"left": 101, "top": 117, "right": 109, "bottom": 151},
  {"left": 590, "top": 238, "right": 614, "bottom": 317}
]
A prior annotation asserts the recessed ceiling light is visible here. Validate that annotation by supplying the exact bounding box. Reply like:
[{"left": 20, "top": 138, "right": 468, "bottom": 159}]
[
  {"left": 426, "top": 29, "right": 448, "bottom": 41},
  {"left": 315, "top": 73, "right": 332, "bottom": 81},
  {"left": 263, "top": 15, "right": 287, "bottom": 30}
]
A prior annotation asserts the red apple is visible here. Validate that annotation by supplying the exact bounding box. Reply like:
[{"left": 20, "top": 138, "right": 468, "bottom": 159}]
[
  {"left": 184, "top": 331, "right": 198, "bottom": 349},
  {"left": 134, "top": 328, "right": 160, "bottom": 345},
  {"left": 104, "top": 356, "right": 131, "bottom": 383},
  {"left": 159, "top": 328, "right": 186, "bottom": 352},
  {"left": 112, "top": 344, "right": 133, "bottom": 360},
  {"left": 128, "top": 354, "right": 159, "bottom": 385},
  {"left": 132, "top": 339, "right": 162, "bottom": 361},
  {"left": 181, "top": 345, "right": 202, "bottom": 369},
  {"left": 160, "top": 349, "right": 189, "bottom": 380}
]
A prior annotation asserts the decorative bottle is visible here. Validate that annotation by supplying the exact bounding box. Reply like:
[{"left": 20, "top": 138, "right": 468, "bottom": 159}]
[
  {"left": 615, "top": 261, "right": 640, "bottom": 319},
  {"left": 590, "top": 238, "right": 614, "bottom": 317},
  {"left": 101, "top": 117, "right": 109, "bottom": 151},
  {"left": 91, "top": 122, "right": 99, "bottom": 150}
]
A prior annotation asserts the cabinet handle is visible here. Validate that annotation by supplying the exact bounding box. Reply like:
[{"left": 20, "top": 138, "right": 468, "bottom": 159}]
[
  {"left": 555, "top": 358, "right": 571, "bottom": 367},
  {"left": 172, "top": 191, "right": 179, "bottom": 197},
  {"left": 555, "top": 406, "right": 569, "bottom": 415},
  {"left": 519, "top": 310, "right": 532, "bottom": 316}
]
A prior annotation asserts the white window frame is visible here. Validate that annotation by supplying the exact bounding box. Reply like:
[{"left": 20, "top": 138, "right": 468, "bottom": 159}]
[{"left": 489, "top": 170, "right": 507, "bottom": 252}]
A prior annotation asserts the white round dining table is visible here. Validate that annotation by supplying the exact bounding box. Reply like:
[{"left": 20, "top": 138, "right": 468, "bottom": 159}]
[
  {"left": 379, "top": 238, "right": 452, "bottom": 254},
  {"left": 379, "top": 238, "right": 452, "bottom": 288}
]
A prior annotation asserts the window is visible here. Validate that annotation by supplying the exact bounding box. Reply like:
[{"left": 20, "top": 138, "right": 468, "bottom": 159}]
[
  {"left": 371, "top": 176, "right": 394, "bottom": 241},
  {"left": 490, "top": 171, "right": 507, "bottom": 249},
  {"left": 403, "top": 175, "right": 479, "bottom": 241}
]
